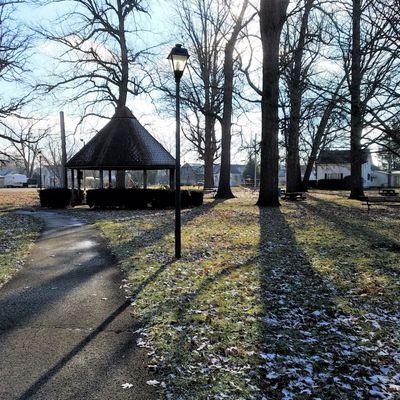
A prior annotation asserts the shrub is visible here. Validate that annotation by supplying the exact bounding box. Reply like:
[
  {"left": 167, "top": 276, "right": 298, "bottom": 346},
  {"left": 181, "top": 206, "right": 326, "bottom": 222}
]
[
  {"left": 181, "top": 190, "right": 191, "bottom": 208},
  {"left": 190, "top": 190, "right": 204, "bottom": 206},
  {"left": 72, "top": 189, "right": 84, "bottom": 206},
  {"left": 87, "top": 189, "right": 124, "bottom": 208},
  {"left": 149, "top": 189, "right": 174, "bottom": 209},
  {"left": 316, "top": 176, "right": 351, "bottom": 190},
  {"left": 39, "top": 188, "right": 73, "bottom": 208},
  {"left": 86, "top": 188, "right": 203, "bottom": 209},
  {"left": 307, "top": 180, "right": 318, "bottom": 189},
  {"left": 125, "top": 189, "right": 150, "bottom": 209}
]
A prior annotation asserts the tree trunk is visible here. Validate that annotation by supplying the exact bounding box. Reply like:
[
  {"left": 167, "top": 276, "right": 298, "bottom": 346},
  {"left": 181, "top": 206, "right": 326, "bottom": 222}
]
[
  {"left": 117, "top": 0, "right": 128, "bottom": 108},
  {"left": 204, "top": 113, "right": 215, "bottom": 188},
  {"left": 349, "top": 0, "right": 365, "bottom": 199},
  {"left": 257, "top": 0, "right": 289, "bottom": 207},
  {"left": 286, "top": 0, "right": 313, "bottom": 193},
  {"left": 216, "top": 0, "right": 249, "bottom": 199},
  {"left": 116, "top": 170, "right": 125, "bottom": 188},
  {"left": 215, "top": 45, "right": 236, "bottom": 199},
  {"left": 302, "top": 89, "right": 341, "bottom": 189},
  {"left": 216, "top": 42, "right": 236, "bottom": 199}
]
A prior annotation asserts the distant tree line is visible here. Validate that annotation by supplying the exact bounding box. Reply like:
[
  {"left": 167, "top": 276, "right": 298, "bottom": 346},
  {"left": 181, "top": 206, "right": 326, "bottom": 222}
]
[{"left": 0, "top": 0, "right": 398, "bottom": 204}]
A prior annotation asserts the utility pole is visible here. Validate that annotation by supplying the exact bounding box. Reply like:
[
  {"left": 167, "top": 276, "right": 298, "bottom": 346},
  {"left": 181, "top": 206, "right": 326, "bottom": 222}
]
[{"left": 60, "top": 111, "right": 68, "bottom": 188}]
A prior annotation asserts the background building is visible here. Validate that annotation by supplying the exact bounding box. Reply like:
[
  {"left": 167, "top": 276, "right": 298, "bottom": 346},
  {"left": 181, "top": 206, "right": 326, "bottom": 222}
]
[
  {"left": 181, "top": 163, "right": 245, "bottom": 187},
  {"left": 315, "top": 149, "right": 389, "bottom": 188}
]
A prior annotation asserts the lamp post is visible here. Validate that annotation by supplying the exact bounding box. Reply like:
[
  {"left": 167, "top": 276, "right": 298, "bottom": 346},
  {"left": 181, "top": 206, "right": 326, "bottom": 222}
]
[
  {"left": 167, "top": 43, "right": 189, "bottom": 259},
  {"left": 38, "top": 151, "right": 43, "bottom": 189}
]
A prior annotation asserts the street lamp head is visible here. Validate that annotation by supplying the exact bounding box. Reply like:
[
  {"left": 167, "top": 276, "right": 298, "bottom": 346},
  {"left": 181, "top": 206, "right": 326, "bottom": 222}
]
[
  {"left": 167, "top": 44, "right": 189, "bottom": 82},
  {"left": 37, "top": 150, "right": 42, "bottom": 160}
]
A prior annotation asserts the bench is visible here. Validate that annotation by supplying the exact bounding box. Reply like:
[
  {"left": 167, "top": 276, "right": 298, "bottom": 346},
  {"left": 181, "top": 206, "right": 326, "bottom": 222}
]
[
  {"left": 363, "top": 196, "right": 400, "bottom": 211},
  {"left": 282, "top": 191, "right": 306, "bottom": 201},
  {"left": 203, "top": 188, "right": 217, "bottom": 195},
  {"left": 379, "top": 189, "right": 398, "bottom": 196}
]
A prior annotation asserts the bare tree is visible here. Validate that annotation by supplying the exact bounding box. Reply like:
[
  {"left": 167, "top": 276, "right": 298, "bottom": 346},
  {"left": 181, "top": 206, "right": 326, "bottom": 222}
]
[
  {"left": 216, "top": 0, "right": 252, "bottom": 199},
  {"left": 257, "top": 0, "right": 289, "bottom": 207},
  {"left": 301, "top": 77, "right": 346, "bottom": 188},
  {"left": 328, "top": 0, "right": 400, "bottom": 198},
  {"left": 171, "top": 0, "right": 227, "bottom": 188},
  {"left": 36, "top": 0, "right": 154, "bottom": 187},
  {"left": 284, "top": 0, "right": 315, "bottom": 193},
  {"left": 36, "top": 0, "right": 151, "bottom": 120},
  {"left": 7, "top": 119, "right": 50, "bottom": 177},
  {"left": 348, "top": 0, "right": 364, "bottom": 198},
  {"left": 0, "top": 0, "right": 34, "bottom": 157}
]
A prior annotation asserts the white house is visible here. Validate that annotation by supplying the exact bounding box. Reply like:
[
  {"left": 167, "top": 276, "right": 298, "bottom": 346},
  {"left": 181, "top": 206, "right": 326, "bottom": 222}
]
[
  {"left": 278, "top": 165, "right": 307, "bottom": 187},
  {"left": 38, "top": 165, "right": 63, "bottom": 188},
  {"left": 4, "top": 173, "right": 28, "bottom": 187},
  {"left": 315, "top": 149, "right": 388, "bottom": 188},
  {"left": 213, "top": 164, "right": 245, "bottom": 187},
  {"left": 391, "top": 171, "right": 400, "bottom": 187}
]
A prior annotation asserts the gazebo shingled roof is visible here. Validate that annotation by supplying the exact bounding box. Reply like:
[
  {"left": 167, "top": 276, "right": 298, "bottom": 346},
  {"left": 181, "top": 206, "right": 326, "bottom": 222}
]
[
  {"left": 317, "top": 149, "right": 369, "bottom": 164},
  {"left": 66, "top": 106, "right": 175, "bottom": 170}
]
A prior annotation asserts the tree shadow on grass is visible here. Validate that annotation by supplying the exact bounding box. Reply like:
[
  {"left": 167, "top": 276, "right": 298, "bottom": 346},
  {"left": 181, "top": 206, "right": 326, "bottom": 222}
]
[
  {"left": 304, "top": 194, "right": 400, "bottom": 247},
  {"left": 78, "top": 199, "right": 227, "bottom": 260},
  {"left": 296, "top": 196, "right": 400, "bottom": 305},
  {"left": 257, "top": 206, "right": 398, "bottom": 399},
  {"left": 135, "top": 203, "right": 387, "bottom": 398}
]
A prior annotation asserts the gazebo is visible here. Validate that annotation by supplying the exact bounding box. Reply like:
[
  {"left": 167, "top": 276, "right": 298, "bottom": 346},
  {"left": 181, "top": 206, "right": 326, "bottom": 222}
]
[{"left": 66, "top": 106, "right": 176, "bottom": 191}]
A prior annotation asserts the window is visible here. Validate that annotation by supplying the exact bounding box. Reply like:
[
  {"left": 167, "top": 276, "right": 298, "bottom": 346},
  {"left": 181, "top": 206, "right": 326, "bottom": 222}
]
[{"left": 326, "top": 173, "right": 343, "bottom": 180}]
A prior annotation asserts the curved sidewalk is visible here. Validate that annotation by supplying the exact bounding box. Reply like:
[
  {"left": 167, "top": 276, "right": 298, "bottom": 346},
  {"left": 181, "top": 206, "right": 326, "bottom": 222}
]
[{"left": 0, "top": 211, "right": 158, "bottom": 400}]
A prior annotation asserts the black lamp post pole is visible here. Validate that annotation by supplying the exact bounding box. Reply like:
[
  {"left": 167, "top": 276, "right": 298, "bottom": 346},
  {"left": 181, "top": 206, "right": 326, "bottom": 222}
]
[
  {"left": 175, "top": 78, "right": 181, "bottom": 259},
  {"left": 168, "top": 43, "right": 189, "bottom": 259}
]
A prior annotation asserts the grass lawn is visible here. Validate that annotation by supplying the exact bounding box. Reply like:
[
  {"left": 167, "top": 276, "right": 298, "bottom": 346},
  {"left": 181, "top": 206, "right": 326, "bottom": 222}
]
[
  {"left": 0, "top": 188, "right": 40, "bottom": 210},
  {"left": 71, "top": 190, "right": 399, "bottom": 399},
  {"left": 0, "top": 189, "right": 42, "bottom": 286}
]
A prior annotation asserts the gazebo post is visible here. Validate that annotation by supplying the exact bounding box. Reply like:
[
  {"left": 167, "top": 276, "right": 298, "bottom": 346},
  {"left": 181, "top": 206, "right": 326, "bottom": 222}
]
[
  {"left": 70, "top": 169, "right": 75, "bottom": 205},
  {"left": 143, "top": 170, "right": 148, "bottom": 189},
  {"left": 71, "top": 169, "right": 75, "bottom": 189},
  {"left": 116, "top": 170, "right": 125, "bottom": 188},
  {"left": 109, "top": 170, "right": 112, "bottom": 188},
  {"left": 169, "top": 169, "right": 175, "bottom": 190},
  {"left": 99, "top": 170, "right": 104, "bottom": 189},
  {"left": 77, "top": 169, "right": 81, "bottom": 192}
]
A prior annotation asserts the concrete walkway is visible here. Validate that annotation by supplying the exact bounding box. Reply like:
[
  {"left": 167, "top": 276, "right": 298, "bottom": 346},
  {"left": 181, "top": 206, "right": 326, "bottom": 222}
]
[{"left": 0, "top": 211, "right": 158, "bottom": 400}]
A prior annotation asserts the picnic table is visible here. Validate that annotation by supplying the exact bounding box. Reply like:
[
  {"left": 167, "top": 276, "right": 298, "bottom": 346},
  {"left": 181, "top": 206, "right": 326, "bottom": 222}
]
[
  {"left": 203, "top": 187, "right": 217, "bottom": 195},
  {"left": 282, "top": 191, "right": 306, "bottom": 201},
  {"left": 379, "top": 188, "right": 398, "bottom": 196},
  {"left": 363, "top": 195, "right": 400, "bottom": 211}
]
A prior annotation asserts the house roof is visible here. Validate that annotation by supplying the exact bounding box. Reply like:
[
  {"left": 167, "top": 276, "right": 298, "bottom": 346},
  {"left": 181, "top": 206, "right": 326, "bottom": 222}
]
[
  {"left": 182, "top": 163, "right": 204, "bottom": 175},
  {"left": 213, "top": 164, "right": 245, "bottom": 174},
  {"left": 317, "top": 149, "right": 369, "bottom": 164},
  {"left": 182, "top": 163, "right": 245, "bottom": 175},
  {"left": 66, "top": 106, "right": 175, "bottom": 170},
  {"left": 0, "top": 168, "right": 18, "bottom": 176}
]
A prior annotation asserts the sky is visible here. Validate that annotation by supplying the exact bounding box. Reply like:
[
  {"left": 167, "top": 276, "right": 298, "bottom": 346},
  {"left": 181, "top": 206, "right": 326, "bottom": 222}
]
[
  {"left": 6, "top": 0, "right": 259, "bottom": 167},
  {"left": 5, "top": 1, "right": 383, "bottom": 169}
]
